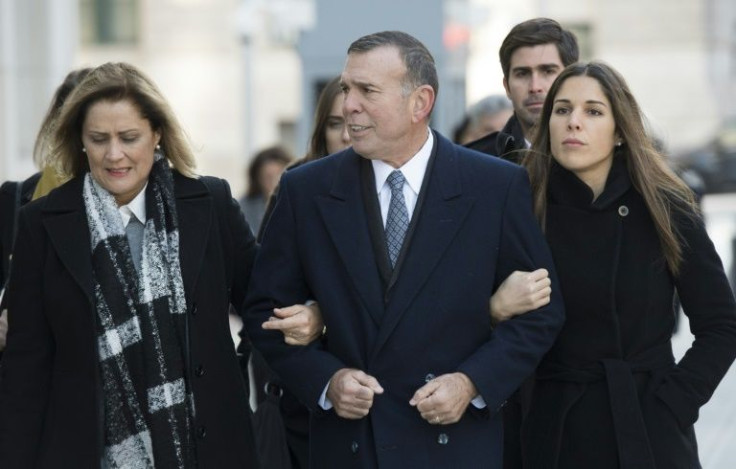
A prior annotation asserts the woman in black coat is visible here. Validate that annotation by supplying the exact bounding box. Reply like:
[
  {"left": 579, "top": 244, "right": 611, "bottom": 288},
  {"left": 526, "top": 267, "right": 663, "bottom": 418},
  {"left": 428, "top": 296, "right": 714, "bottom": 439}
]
[
  {"left": 493, "top": 62, "right": 736, "bottom": 468},
  {"left": 0, "top": 62, "right": 321, "bottom": 469}
]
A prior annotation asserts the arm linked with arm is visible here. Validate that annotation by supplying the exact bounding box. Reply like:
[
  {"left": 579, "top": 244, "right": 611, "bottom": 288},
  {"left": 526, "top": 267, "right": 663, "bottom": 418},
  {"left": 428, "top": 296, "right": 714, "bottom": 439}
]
[
  {"left": 458, "top": 168, "right": 565, "bottom": 412},
  {"left": 242, "top": 174, "right": 345, "bottom": 411}
]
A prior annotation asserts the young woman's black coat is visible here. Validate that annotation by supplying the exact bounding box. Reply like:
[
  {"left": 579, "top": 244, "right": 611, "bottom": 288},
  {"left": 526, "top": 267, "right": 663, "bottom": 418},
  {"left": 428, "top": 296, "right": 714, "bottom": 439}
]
[{"left": 522, "top": 158, "right": 736, "bottom": 468}]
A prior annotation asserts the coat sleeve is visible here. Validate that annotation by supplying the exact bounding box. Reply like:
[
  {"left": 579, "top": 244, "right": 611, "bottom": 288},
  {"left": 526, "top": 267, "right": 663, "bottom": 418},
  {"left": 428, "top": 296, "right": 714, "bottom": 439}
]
[
  {"left": 657, "top": 210, "right": 736, "bottom": 429},
  {"left": 242, "top": 174, "right": 346, "bottom": 411},
  {"left": 221, "top": 178, "right": 258, "bottom": 312},
  {"left": 0, "top": 206, "right": 52, "bottom": 467},
  {"left": 457, "top": 167, "right": 565, "bottom": 411}
]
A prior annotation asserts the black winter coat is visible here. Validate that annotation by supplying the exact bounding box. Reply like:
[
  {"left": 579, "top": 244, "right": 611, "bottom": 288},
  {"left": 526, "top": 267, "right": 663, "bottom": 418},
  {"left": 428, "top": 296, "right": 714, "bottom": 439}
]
[
  {"left": 0, "top": 173, "right": 40, "bottom": 290},
  {"left": 522, "top": 158, "right": 736, "bottom": 468},
  {"left": 464, "top": 114, "right": 527, "bottom": 163},
  {"left": 0, "top": 173, "right": 260, "bottom": 468}
]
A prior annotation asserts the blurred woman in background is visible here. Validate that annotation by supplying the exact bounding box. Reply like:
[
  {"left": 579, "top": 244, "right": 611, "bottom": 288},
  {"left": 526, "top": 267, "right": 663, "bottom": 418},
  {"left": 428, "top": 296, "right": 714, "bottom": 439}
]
[{"left": 239, "top": 146, "right": 293, "bottom": 235}]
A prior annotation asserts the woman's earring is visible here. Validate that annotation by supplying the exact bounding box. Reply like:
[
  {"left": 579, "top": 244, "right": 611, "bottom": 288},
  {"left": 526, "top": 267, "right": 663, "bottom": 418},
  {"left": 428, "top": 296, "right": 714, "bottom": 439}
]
[
  {"left": 156, "top": 144, "right": 161, "bottom": 150},
  {"left": 82, "top": 147, "right": 87, "bottom": 153},
  {"left": 616, "top": 141, "right": 623, "bottom": 147}
]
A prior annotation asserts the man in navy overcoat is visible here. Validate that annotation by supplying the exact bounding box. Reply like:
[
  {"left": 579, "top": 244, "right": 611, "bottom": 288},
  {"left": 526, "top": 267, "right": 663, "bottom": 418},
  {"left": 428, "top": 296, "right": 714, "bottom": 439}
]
[{"left": 245, "top": 31, "right": 564, "bottom": 468}]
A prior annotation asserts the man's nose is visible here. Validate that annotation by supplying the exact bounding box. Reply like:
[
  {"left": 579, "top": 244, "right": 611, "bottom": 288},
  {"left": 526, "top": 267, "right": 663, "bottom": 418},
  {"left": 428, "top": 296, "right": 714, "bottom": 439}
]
[
  {"left": 342, "top": 90, "right": 360, "bottom": 114},
  {"left": 529, "top": 72, "right": 544, "bottom": 94}
]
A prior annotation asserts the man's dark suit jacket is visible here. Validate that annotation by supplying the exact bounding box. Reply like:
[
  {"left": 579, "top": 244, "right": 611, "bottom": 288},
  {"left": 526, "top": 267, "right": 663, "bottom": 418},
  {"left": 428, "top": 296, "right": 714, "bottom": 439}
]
[{"left": 245, "top": 131, "right": 564, "bottom": 468}]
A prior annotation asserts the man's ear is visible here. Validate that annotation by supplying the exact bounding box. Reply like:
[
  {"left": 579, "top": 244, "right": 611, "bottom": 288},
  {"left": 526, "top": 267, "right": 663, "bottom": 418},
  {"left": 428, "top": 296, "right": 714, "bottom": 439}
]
[
  {"left": 503, "top": 77, "right": 511, "bottom": 99},
  {"left": 412, "top": 85, "right": 435, "bottom": 123}
]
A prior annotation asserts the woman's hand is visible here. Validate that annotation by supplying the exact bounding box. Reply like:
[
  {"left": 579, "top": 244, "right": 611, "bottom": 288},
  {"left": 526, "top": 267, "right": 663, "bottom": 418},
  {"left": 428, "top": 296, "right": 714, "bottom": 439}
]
[
  {"left": 261, "top": 303, "right": 324, "bottom": 346},
  {"left": 489, "top": 269, "right": 551, "bottom": 325}
]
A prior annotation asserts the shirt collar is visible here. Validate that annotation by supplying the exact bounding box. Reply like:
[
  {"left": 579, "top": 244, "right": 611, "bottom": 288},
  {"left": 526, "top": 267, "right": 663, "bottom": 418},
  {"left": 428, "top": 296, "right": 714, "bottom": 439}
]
[
  {"left": 119, "top": 184, "right": 147, "bottom": 225},
  {"left": 372, "top": 129, "right": 433, "bottom": 195}
]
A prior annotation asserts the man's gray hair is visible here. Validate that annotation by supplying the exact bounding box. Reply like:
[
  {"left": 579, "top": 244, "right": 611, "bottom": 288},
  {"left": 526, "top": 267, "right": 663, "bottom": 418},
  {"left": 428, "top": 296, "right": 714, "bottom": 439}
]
[{"left": 348, "top": 30, "right": 439, "bottom": 99}]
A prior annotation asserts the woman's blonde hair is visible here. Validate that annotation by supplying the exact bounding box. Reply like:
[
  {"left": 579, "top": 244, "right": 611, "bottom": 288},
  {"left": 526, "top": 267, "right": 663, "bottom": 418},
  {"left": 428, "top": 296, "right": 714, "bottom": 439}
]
[
  {"left": 52, "top": 62, "right": 197, "bottom": 178},
  {"left": 523, "top": 61, "right": 698, "bottom": 276}
]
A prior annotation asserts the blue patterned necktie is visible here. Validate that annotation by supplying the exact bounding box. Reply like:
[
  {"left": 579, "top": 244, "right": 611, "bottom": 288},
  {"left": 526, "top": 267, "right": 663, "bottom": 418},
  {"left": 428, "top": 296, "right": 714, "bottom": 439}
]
[{"left": 385, "top": 170, "right": 409, "bottom": 268}]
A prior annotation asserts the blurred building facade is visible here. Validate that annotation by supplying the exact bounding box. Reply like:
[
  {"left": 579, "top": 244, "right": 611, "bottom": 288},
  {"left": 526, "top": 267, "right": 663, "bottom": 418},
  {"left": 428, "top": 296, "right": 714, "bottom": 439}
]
[{"left": 1, "top": 0, "right": 735, "bottom": 194}]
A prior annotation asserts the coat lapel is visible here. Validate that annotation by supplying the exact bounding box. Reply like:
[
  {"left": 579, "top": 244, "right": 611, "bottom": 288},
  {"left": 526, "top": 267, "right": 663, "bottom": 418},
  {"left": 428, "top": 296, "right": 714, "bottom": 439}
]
[
  {"left": 370, "top": 134, "right": 475, "bottom": 362},
  {"left": 173, "top": 174, "right": 212, "bottom": 306},
  {"left": 316, "top": 151, "right": 385, "bottom": 326},
  {"left": 40, "top": 173, "right": 212, "bottom": 308},
  {"left": 42, "top": 176, "right": 95, "bottom": 304}
]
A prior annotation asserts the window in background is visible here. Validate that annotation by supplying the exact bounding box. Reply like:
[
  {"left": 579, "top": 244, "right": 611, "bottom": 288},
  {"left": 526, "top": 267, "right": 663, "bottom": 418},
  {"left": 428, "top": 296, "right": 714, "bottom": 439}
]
[{"left": 80, "top": 0, "right": 139, "bottom": 45}]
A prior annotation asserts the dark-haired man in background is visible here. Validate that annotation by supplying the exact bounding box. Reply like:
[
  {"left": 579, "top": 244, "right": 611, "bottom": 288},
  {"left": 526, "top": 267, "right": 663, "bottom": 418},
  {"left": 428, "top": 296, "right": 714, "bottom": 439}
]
[{"left": 466, "top": 18, "right": 579, "bottom": 164}]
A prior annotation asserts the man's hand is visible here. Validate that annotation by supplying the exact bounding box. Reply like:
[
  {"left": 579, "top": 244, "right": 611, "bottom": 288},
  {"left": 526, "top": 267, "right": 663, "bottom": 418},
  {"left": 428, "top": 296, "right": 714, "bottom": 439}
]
[
  {"left": 0, "top": 309, "right": 7, "bottom": 351},
  {"left": 261, "top": 303, "right": 324, "bottom": 346},
  {"left": 327, "top": 368, "right": 384, "bottom": 419},
  {"left": 489, "top": 268, "right": 551, "bottom": 324},
  {"left": 409, "top": 372, "right": 477, "bottom": 425}
]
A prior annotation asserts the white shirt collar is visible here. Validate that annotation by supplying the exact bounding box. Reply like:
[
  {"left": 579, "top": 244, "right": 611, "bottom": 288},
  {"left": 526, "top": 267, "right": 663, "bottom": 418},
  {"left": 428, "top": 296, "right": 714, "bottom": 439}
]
[
  {"left": 372, "top": 129, "right": 434, "bottom": 195},
  {"left": 119, "top": 184, "right": 147, "bottom": 225}
]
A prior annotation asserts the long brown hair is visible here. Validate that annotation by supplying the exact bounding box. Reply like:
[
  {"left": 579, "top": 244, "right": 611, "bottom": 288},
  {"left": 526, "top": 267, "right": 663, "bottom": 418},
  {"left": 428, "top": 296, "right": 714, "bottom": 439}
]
[
  {"left": 524, "top": 61, "right": 698, "bottom": 275},
  {"left": 52, "top": 62, "right": 197, "bottom": 178},
  {"left": 304, "top": 76, "right": 344, "bottom": 162}
]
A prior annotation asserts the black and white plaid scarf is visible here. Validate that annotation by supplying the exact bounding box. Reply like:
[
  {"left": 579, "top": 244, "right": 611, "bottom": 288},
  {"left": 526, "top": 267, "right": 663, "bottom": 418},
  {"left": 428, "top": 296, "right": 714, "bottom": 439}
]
[{"left": 83, "top": 151, "right": 195, "bottom": 468}]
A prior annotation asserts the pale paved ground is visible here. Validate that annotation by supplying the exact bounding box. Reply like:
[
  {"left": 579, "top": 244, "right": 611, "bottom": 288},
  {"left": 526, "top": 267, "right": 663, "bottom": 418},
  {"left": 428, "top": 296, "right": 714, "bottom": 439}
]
[
  {"left": 679, "top": 193, "right": 736, "bottom": 468},
  {"left": 229, "top": 193, "right": 736, "bottom": 467}
]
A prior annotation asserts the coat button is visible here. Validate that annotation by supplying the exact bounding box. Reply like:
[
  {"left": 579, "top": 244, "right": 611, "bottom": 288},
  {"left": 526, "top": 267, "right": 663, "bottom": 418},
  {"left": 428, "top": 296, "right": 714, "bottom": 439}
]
[
  {"left": 195, "top": 365, "right": 205, "bottom": 377},
  {"left": 351, "top": 441, "right": 359, "bottom": 453},
  {"left": 197, "top": 426, "right": 206, "bottom": 439},
  {"left": 190, "top": 303, "right": 198, "bottom": 316},
  {"left": 438, "top": 433, "right": 449, "bottom": 445},
  {"left": 424, "top": 373, "right": 435, "bottom": 383},
  {"left": 618, "top": 205, "right": 629, "bottom": 217}
]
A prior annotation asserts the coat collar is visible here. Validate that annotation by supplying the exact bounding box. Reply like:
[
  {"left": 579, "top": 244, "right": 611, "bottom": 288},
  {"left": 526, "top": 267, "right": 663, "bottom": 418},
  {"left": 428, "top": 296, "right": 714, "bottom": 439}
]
[
  {"left": 41, "top": 172, "right": 211, "bottom": 306},
  {"left": 548, "top": 154, "right": 632, "bottom": 211}
]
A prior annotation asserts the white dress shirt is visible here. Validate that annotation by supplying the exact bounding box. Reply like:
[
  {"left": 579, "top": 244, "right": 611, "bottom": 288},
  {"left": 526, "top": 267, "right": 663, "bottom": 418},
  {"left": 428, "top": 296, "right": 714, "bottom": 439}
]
[
  {"left": 118, "top": 184, "right": 147, "bottom": 226},
  {"left": 371, "top": 130, "right": 434, "bottom": 226}
]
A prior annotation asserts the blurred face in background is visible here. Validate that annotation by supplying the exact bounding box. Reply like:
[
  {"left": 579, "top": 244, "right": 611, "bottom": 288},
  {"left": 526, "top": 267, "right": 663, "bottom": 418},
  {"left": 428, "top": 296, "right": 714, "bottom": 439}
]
[
  {"left": 82, "top": 98, "right": 160, "bottom": 206},
  {"left": 258, "top": 160, "right": 288, "bottom": 197},
  {"left": 325, "top": 93, "right": 351, "bottom": 155}
]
